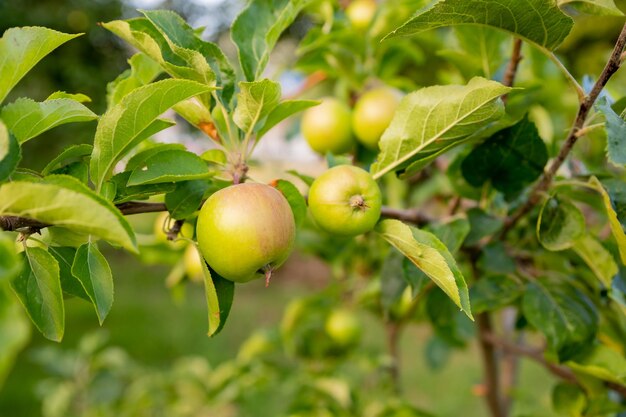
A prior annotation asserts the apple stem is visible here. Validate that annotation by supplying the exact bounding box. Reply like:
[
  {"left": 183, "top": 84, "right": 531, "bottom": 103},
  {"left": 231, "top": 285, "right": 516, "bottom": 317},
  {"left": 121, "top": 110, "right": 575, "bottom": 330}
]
[{"left": 263, "top": 266, "right": 274, "bottom": 288}]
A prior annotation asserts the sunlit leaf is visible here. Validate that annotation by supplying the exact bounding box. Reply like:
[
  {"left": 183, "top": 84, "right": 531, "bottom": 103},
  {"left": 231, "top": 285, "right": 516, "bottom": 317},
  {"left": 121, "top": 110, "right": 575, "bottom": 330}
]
[
  {"left": 385, "top": 0, "right": 573, "bottom": 52},
  {"left": 371, "top": 77, "right": 510, "bottom": 179},
  {"left": 376, "top": 219, "right": 472, "bottom": 319},
  {"left": 0, "top": 27, "right": 81, "bottom": 104}
]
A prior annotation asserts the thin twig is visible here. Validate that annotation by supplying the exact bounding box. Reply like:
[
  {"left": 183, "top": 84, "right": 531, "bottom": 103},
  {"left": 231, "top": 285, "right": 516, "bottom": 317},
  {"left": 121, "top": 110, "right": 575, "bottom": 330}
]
[
  {"left": 482, "top": 332, "right": 626, "bottom": 398},
  {"left": 380, "top": 207, "right": 431, "bottom": 226},
  {"left": 501, "top": 23, "right": 626, "bottom": 237},
  {"left": 502, "top": 38, "right": 523, "bottom": 100}
]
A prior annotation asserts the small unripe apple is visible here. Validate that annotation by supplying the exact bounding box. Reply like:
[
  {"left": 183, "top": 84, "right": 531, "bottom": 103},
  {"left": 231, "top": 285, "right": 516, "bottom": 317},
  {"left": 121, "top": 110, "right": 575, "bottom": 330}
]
[
  {"left": 325, "top": 308, "right": 361, "bottom": 347},
  {"left": 345, "top": 0, "right": 376, "bottom": 30},
  {"left": 301, "top": 98, "right": 354, "bottom": 155},
  {"left": 153, "top": 212, "right": 194, "bottom": 249},
  {"left": 196, "top": 183, "right": 296, "bottom": 283},
  {"left": 183, "top": 244, "right": 203, "bottom": 282},
  {"left": 352, "top": 87, "right": 401, "bottom": 149},
  {"left": 308, "top": 165, "right": 382, "bottom": 236}
]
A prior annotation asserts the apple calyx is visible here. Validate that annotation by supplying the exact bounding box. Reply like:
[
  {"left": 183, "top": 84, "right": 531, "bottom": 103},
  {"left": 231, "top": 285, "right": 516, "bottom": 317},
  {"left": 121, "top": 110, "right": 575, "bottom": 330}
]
[{"left": 349, "top": 195, "right": 369, "bottom": 211}]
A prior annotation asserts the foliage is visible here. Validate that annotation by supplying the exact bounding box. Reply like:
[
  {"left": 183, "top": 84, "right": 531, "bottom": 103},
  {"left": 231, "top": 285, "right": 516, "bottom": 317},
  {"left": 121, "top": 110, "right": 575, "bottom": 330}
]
[{"left": 1, "top": 0, "right": 626, "bottom": 416}]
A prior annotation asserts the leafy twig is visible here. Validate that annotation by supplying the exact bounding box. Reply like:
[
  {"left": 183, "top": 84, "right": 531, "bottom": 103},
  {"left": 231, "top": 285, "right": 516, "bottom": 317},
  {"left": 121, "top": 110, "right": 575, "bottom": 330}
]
[{"left": 502, "top": 23, "right": 626, "bottom": 237}]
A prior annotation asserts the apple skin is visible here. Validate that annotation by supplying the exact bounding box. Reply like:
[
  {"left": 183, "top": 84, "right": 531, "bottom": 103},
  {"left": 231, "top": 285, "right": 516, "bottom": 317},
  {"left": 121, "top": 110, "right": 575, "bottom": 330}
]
[
  {"left": 345, "top": 0, "right": 376, "bottom": 30},
  {"left": 325, "top": 309, "right": 361, "bottom": 347},
  {"left": 352, "top": 87, "right": 401, "bottom": 149},
  {"left": 308, "top": 165, "right": 382, "bottom": 236},
  {"left": 301, "top": 98, "right": 354, "bottom": 155},
  {"left": 196, "top": 183, "right": 296, "bottom": 283}
]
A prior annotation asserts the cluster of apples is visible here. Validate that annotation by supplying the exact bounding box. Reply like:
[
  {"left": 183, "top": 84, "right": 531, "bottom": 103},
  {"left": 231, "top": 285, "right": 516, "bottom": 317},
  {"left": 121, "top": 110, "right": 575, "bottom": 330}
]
[
  {"left": 190, "top": 83, "right": 400, "bottom": 285},
  {"left": 181, "top": 1, "right": 401, "bottom": 286},
  {"left": 193, "top": 164, "right": 382, "bottom": 285}
]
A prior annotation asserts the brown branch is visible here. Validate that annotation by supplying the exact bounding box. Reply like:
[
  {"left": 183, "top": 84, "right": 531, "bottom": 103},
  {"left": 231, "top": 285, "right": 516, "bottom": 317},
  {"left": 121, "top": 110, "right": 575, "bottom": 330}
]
[
  {"left": 501, "top": 23, "right": 626, "bottom": 237},
  {"left": 380, "top": 207, "right": 431, "bottom": 226},
  {"left": 482, "top": 332, "right": 626, "bottom": 398},
  {"left": 1, "top": 203, "right": 430, "bottom": 233},
  {"left": 385, "top": 322, "right": 402, "bottom": 394},
  {"left": 477, "top": 313, "right": 506, "bottom": 417},
  {"left": 502, "top": 38, "right": 523, "bottom": 100}
]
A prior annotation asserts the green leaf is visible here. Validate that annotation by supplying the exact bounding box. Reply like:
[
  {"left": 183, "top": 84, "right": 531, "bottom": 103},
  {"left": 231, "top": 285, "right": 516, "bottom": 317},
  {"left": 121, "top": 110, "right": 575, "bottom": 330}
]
[
  {"left": 110, "top": 171, "right": 176, "bottom": 204},
  {"left": 286, "top": 169, "right": 315, "bottom": 187},
  {"left": 199, "top": 249, "right": 235, "bottom": 337},
  {"left": 461, "top": 116, "right": 548, "bottom": 197},
  {"left": 232, "top": 0, "right": 312, "bottom": 81},
  {"left": 381, "top": 249, "right": 408, "bottom": 313},
  {"left": 90, "top": 79, "right": 212, "bottom": 191},
  {"left": 42, "top": 144, "right": 93, "bottom": 176},
  {"left": 0, "top": 27, "right": 81, "bottom": 104},
  {"left": 106, "top": 53, "right": 162, "bottom": 107},
  {"left": 127, "top": 149, "right": 211, "bottom": 186},
  {"left": 376, "top": 219, "right": 473, "bottom": 319},
  {"left": 588, "top": 176, "right": 626, "bottom": 265},
  {"left": 572, "top": 234, "right": 618, "bottom": 287},
  {"left": 0, "top": 233, "right": 21, "bottom": 282},
  {"left": 567, "top": 344, "right": 626, "bottom": 385},
  {"left": 537, "top": 196, "right": 586, "bottom": 251},
  {"left": 597, "top": 98, "right": 626, "bottom": 166},
  {"left": 11, "top": 247, "right": 64, "bottom": 342},
  {"left": 522, "top": 279, "right": 597, "bottom": 360},
  {"left": 1, "top": 97, "right": 97, "bottom": 144},
  {"left": 552, "top": 383, "right": 587, "bottom": 417},
  {"left": 165, "top": 180, "right": 209, "bottom": 220},
  {"left": 71, "top": 243, "right": 114, "bottom": 325},
  {"left": 371, "top": 77, "right": 510, "bottom": 179},
  {"left": 440, "top": 26, "right": 509, "bottom": 80},
  {"left": 0, "top": 286, "right": 31, "bottom": 389},
  {"left": 47, "top": 246, "right": 89, "bottom": 301},
  {"left": 559, "top": 0, "right": 624, "bottom": 16},
  {"left": 465, "top": 208, "right": 503, "bottom": 246},
  {"left": 425, "top": 217, "right": 470, "bottom": 254},
  {"left": 273, "top": 179, "right": 307, "bottom": 228},
  {"left": 470, "top": 274, "right": 523, "bottom": 314},
  {"left": 0, "top": 119, "right": 9, "bottom": 161},
  {"left": 0, "top": 122, "right": 21, "bottom": 183},
  {"left": 233, "top": 79, "right": 281, "bottom": 135},
  {"left": 140, "top": 9, "right": 235, "bottom": 104},
  {"left": 102, "top": 18, "right": 215, "bottom": 102},
  {"left": 0, "top": 178, "right": 137, "bottom": 252},
  {"left": 385, "top": 0, "right": 573, "bottom": 52},
  {"left": 257, "top": 99, "right": 320, "bottom": 139},
  {"left": 478, "top": 242, "right": 516, "bottom": 274},
  {"left": 46, "top": 91, "right": 91, "bottom": 102}
]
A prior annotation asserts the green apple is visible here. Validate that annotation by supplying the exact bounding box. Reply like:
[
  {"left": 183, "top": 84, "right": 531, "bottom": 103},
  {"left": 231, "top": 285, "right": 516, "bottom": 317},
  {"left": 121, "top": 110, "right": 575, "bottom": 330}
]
[
  {"left": 345, "top": 0, "right": 376, "bottom": 30},
  {"left": 325, "top": 308, "right": 361, "bottom": 347},
  {"left": 352, "top": 87, "right": 401, "bottom": 149},
  {"left": 308, "top": 165, "right": 382, "bottom": 236},
  {"left": 196, "top": 183, "right": 296, "bottom": 283},
  {"left": 301, "top": 98, "right": 354, "bottom": 155},
  {"left": 153, "top": 212, "right": 194, "bottom": 249},
  {"left": 183, "top": 244, "right": 203, "bottom": 282}
]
